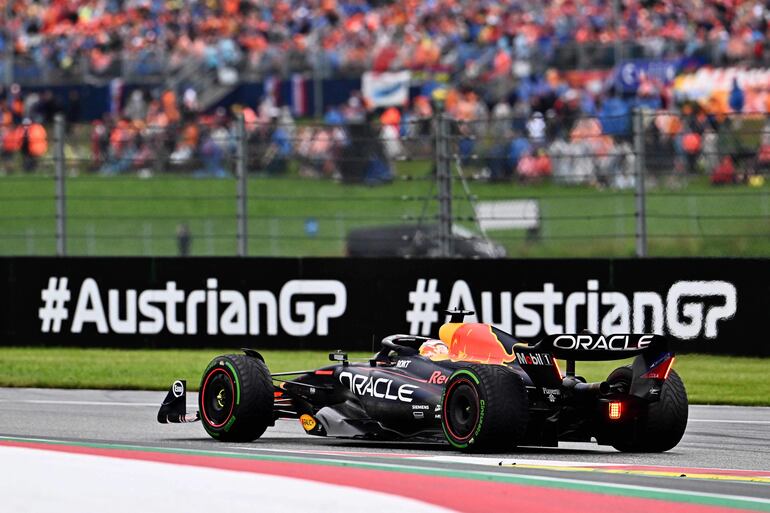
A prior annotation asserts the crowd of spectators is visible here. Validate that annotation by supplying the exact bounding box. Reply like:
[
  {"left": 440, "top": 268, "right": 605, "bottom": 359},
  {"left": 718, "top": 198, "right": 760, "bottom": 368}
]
[
  {"left": 76, "top": 69, "right": 770, "bottom": 188},
  {"left": 0, "top": 84, "right": 58, "bottom": 173},
  {"left": 3, "top": 0, "right": 770, "bottom": 84},
  {"left": 0, "top": 80, "right": 389, "bottom": 179},
  {"left": 369, "top": 68, "right": 766, "bottom": 187},
  {"left": 2, "top": 66, "right": 769, "bottom": 188},
  {"left": 85, "top": 87, "right": 395, "bottom": 183}
]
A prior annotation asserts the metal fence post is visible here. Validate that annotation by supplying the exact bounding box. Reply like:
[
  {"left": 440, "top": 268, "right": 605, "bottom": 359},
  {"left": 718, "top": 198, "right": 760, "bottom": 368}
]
[
  {"left": 3, "top": 1, "right": 13, "bottom": 87},
  {"left": 236, "top": 113, "right": 248, "bottom": 256},
  {"left": 54, "top": 113, "right": 67, "bottom": 256},
  {"left": 633, "top": 108, "right": 647, "bottom": 257},
  {"left": 435, "top": 112, "right": 453, "bottom": 257},
  {"left": 313, "top": 56, "right": 324, "bottom": 120},
  {"left": 612, "top": 0, "right": 622, "bottom": 66}
]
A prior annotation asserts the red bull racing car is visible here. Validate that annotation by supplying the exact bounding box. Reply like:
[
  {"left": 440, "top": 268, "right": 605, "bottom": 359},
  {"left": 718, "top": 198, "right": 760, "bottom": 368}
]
[{"left": 158, "top": 311, "right": 688, "bottom": 452}]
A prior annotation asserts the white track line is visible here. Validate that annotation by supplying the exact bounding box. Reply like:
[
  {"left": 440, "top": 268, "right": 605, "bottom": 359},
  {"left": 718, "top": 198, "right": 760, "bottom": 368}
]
[
  {"left": 689, "top": 419, "right": 770, "bottom": 424},
  {"left": 233, "top": 448, "right": 618, "bottom": 468},
  {"left": 0, "top": 399, "right": 158, "bottom": 407},
  {"left": 411, "top": 455, "right": 617, "bottom": 467},
  {"left": 408, "top": 454, "right": 770, "bottom": 477},
  {"left": 230, "top": 446, "right": 423, "bottom": 458}
]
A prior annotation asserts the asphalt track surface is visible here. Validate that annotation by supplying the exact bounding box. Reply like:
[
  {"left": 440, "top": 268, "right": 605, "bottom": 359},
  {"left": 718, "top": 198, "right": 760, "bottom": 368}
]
[{"left": 1, "top": 388, "right": 769, "bottom": 512}]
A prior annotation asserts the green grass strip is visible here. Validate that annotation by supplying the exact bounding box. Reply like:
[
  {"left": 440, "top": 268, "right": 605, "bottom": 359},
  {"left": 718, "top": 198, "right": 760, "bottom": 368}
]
[
  {"left": 2, "top": 435, "right": 768, "bottom": 511},
  {"left": 0, "top": 348, "right": 768, "bottom": 406},
  {"left": 4, "top": 171, "right": 770, "bottom": 257}
]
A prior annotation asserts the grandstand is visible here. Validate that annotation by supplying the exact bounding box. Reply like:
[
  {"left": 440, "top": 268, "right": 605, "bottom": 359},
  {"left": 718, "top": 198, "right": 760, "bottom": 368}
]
[{"left": 2, "top": 0, "right": 768, "bottom": 86}]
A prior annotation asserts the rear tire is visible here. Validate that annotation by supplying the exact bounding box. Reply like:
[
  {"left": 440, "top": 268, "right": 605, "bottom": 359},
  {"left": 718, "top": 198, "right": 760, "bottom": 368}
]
[
  {"left": 607, "top": 365, "right": 688, "bottom": 452},
  {"left": 440, "top": 364, "right": 529, "bottom": 453},
  {"left": 199, "top": 354, "right": 273, "bottom": 442}
]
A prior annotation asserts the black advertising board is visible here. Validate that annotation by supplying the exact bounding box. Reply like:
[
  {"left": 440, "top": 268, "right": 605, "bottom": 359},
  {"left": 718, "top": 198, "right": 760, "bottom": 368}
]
[{"left": 0, "top": 257, "right": 766, "bottom": 356}]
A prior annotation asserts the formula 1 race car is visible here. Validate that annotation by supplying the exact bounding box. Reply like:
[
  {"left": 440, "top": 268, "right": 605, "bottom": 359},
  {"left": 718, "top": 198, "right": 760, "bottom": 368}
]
[{"left": 158, "top": 311, "right": 688, "bottom": 452}]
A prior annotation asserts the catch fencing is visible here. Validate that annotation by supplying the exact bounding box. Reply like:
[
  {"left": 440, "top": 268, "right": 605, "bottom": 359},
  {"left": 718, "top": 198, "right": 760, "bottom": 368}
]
[{"left": 1, "top": 110, "right": 770, "bottom": 258}]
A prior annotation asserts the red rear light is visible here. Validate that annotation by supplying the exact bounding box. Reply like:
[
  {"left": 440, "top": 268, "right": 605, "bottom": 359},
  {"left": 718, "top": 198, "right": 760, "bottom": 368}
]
[
  {"left": 642, "top": 355, "right": 675, "bottom": 380},
  {"left": 608, "top": 401, "right": 622, "bottom": 420}
]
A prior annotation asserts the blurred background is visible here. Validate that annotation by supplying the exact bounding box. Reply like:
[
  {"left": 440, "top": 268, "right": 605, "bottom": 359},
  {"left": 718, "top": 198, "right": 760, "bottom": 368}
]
[{"left": 2, "top": 0, "right": 770, "bottom": 258}]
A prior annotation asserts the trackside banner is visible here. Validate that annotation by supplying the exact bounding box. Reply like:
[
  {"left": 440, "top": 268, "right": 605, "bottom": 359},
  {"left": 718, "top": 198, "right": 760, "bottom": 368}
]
[{"left": 0, "top": 257, "right": 766, "bottom": 356}]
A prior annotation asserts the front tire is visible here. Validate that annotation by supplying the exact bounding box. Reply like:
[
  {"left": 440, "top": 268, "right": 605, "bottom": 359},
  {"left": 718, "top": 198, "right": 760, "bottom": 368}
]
[
  {"left": 199, "top": 354, "right": 273, "bottom": 442},
  {"left": 607, "top": 365, "right": 688, "bottom": 452},
  {"left": 440, "top": 364, "right": 529, "bottom": 452}
]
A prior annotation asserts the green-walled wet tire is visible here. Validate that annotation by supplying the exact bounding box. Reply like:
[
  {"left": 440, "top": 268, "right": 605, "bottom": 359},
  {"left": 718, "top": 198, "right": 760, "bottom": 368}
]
[
  {"left": 608, "top": 365, "right": 688, "bottom": 452},
  {"left": 440, "top": 364, "right": 529, "bottom": 452},
  {"left": 199, "top": 354, "right": 273, "bottom": 442}
]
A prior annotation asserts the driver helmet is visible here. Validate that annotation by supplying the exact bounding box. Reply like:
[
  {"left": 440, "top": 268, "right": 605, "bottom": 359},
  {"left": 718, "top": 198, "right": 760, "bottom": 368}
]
[{"left": 419, "top": 340, "right": 449, "bottom": 361}]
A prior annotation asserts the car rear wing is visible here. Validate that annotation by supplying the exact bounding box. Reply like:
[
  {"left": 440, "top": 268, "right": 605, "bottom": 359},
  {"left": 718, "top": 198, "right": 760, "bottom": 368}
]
[
  {"left": 531, "top": 333, "right": 669, "bottom": 361},
  {"left": 518, "top": 333, "right": 674, "bottom": 401}
]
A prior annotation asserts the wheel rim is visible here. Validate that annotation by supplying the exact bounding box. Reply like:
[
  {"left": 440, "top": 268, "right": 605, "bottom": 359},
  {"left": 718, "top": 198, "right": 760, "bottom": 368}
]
[
  {"left": 444, "top": 378, "right": 480, "bottom": 441},
  {"left": 201, "top": 368, "right": 235, "bottom": 428}
]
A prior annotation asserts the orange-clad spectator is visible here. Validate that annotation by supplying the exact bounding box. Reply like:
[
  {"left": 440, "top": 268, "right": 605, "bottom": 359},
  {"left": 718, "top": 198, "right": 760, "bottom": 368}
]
[
  {"left": 442, "top": 88, "right": 460, "bottom": 116},
  {"left": 28, "top": 121, "right": 47, "bottom": 157},
  {"left": 417, "top": 38, "right": 441, "bottom": 69},
  {"left": 517, "top": 149, "right": 552, "bottom": 181},
  {"left": 0, "top": 106, "right": 12, "bottom": 127},
  {"left": 181, "top": 123, "right": 200, "bottom": 150},
  {"left": 1, "top": 126, "right": 20, "bottom": 153},
  {"left": 161, "top": 90, "right": 180, "bottom": 125},
  {"left": 239, "top": 105, "right": 258, "bottom": 134},
  {"left": 224, "top": 0, "right": 239, "bottom": 16},
  {"left": 380, "top": 107, "right": 401, "bottom": 128},
  {"left": 146, "top": 100, "right": 169, "bottom": 129},
  {"left": 455, "top": 93, "right": 478, "bottom": 122},
  {"left": 89, "top": 47, "right": 113, "bottom": 74},
  {"left": 321, "top": 0, "right": 337, "bottom": 13},
  {"left": 1, "top": 123, "right": 21, "bottom": 174},
  {"left": 380, "top": 107, "right": 404, "bottom": 159},
  {"left": 491, "top": 49, "right": 512, "bottom": 78},
  {"left": 167, "top": 122, "right": 200, "bottom": 165},
  {"left": 413, "top": 96, "right": 433, "bottom": 119},
  {"left": 109, "top": 119, "right": 132, "bottom": 155},
  {"left": 18, "top": 119, "right": 47, "bottom": 172}
]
